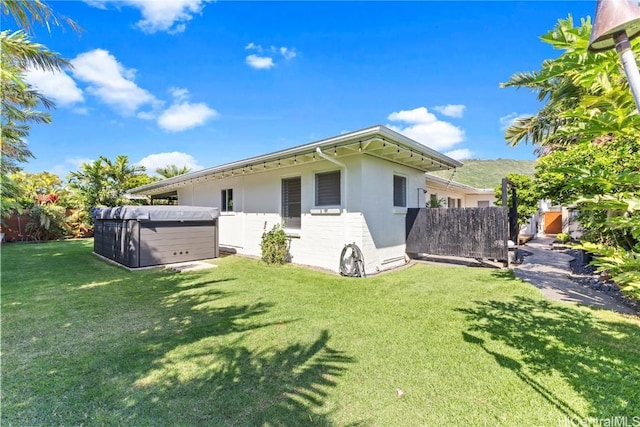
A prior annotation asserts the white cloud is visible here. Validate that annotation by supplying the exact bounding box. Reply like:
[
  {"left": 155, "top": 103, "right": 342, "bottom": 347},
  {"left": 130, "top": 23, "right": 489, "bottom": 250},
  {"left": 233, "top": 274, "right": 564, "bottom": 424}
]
[
  {"left": 387, "top": 107, "right": 465, "bottom": 151},
  {"left": 157, "top": 102, "right": 219, "bottom": 132},
  {"left": 499, "top": 112, "right": 531, "bottom": 130},
  {"left": 169, "top": 87, "right": 190, "bottom": 101},
  {"left": 71, "top": 49, "right": 160, "bottom": 115},
  {"left": 51, "top": 157, "right": 95, "bottom": 177},
  {"left": 246, "top": 54, "right": 275, "bottom": 70},
  {"left": 85, "top": 0, "right": 211, "bottom": 34},
  {"left": 388, "top": 107, "right": 435, "bottom": 124},
  {"left": 244, "top": 43, "right": 296, "bottom": 69},
  {"left": 137, "top": 111, "right": 156, "bottom": 120},
  {"left": 136, "top": 152, "right": 203, "bottom": 174},
  {"left": 82, "top": 0, "right": 108, "bottom": 9},
  {"left": 433, "top": 104, "right": 466, "bottom": 118},
  {"left": 279, "top": 46, "right": 297, "bottom": 60},
  {"left": 68, "top": 157, "right": 95, "bottom": 168},
  {"left": 444, "top": 148, "right": 473, "bottom": 160},
  {"left": 24, "top": 68, "right": 84, "bottom": 106}
]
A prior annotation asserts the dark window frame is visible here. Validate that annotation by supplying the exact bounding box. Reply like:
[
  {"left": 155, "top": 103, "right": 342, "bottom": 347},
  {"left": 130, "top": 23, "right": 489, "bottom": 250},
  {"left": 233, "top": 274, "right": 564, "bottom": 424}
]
[
  {"left": 282, "top": 176, "right": 302, "bottom": 229},
  {"left": 221, "top": 188, "right": 233, "bottom": 212},
  {"left": 393, "top": 175, "right": 407, "bottom": 207},
  {"left": 315, "top": 170, "right": 341, "bottom": 207}
]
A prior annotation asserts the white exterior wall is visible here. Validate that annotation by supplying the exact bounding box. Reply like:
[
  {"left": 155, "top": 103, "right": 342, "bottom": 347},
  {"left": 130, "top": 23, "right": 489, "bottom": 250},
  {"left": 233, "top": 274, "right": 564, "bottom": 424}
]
[
  {"left": 464, "top": 194, "right": 496, "bottom": 207},
  {"left": 425, "top": 185, "right": 495, "bottom": 208},
  {"left": 357, "top": 156, "right": 424, "bottom": 273},
  {"left": 175, "top": 153, "right": 424, "bottom": 274}
]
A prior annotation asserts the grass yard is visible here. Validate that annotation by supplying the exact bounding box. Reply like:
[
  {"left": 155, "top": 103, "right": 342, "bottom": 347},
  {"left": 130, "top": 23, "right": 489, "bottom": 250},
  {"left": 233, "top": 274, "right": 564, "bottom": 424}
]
[{"left": 2, "top": 240, "right": 639, "bottom": 426}]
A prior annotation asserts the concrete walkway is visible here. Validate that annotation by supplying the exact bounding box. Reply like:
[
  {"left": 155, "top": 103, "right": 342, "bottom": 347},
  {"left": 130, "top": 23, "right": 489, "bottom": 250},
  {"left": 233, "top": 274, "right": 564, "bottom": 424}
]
[{"left": 513, "top": 235, "right": 638, "bottom": 315}]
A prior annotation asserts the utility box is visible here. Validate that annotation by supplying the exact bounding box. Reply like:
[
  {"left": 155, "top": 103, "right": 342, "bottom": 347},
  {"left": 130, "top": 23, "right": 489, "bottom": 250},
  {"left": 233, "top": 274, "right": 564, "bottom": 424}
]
[{"left": 92, "top": 206, "right": 219, "bottom": 268}]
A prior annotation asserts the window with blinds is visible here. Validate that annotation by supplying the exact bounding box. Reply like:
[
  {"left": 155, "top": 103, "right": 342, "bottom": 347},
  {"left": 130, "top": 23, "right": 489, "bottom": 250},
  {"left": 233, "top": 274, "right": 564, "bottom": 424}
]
[
  {"left": 282, "top": 177, "right": 301, "bottom": 229},
  {"left": 393, "top": 175, "right": 407, "bottom": 207},
  {"left": 315, "top": 170, "right": 341, "bottom": 206}
]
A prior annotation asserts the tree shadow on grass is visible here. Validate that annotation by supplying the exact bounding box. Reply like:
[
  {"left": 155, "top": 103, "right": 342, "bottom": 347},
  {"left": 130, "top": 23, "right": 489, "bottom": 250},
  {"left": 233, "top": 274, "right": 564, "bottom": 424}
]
[
  {"left": 459, "top": 296, "right": 640, "bottom": 418},
  {"left": 3, "top": 265, "right": 354, "bottom": 426},
  {"left": 132, "top": 329, "right": 353, "bottom": 426},
  {"left": 122, "top": 276, "right": 354, "bottom": 425}
]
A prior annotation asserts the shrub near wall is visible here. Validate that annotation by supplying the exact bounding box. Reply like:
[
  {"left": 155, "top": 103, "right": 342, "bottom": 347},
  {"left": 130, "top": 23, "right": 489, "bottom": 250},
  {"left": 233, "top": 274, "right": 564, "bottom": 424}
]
[{"left": 260, "top": 224, "right": 289, "bottom": 264}]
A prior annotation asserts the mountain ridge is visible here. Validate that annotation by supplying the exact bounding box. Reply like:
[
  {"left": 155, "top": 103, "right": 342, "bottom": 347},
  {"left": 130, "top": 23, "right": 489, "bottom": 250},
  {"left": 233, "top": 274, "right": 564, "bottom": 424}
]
[{"left": 430, "top": 159, "right": 536, "bottom": 189}]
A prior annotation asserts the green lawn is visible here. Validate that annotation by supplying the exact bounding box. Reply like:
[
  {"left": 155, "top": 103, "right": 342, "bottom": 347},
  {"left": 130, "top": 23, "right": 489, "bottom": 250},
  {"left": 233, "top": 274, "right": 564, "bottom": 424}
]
[{"left": 2, "top": 240, "right": 639, "bottom": 426}]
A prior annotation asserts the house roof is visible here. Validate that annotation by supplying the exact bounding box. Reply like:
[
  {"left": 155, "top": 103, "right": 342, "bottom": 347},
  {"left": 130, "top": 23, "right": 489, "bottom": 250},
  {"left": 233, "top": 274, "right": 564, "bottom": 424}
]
[
  {"left": 425, "top": 173, "right": 495, "bottom": 195},
  {"left": 129, "top": 125, "right": 463, "bottom": 197}
]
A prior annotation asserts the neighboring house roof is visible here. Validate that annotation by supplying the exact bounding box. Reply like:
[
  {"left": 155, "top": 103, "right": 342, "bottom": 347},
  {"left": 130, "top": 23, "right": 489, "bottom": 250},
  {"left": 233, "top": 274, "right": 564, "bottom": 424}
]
[
  {"left": 129, "top": 125, "right": 463, "bottom": 197},
  {"left": 425, "top": 173, "right": 495, "bottom": 196}
]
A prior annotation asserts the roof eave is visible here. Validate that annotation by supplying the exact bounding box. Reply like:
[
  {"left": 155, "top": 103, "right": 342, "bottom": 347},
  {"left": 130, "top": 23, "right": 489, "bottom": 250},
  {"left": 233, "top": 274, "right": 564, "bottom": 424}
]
[{"left": 130, "top": 125, "right": 463, "bottom": 196}]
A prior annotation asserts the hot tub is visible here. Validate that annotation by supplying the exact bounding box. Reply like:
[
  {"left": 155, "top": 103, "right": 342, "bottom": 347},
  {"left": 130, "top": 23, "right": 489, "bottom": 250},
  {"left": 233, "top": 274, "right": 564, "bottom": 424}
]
[{"left": 92, "top": 206, "right": 219, "bottom": 268}]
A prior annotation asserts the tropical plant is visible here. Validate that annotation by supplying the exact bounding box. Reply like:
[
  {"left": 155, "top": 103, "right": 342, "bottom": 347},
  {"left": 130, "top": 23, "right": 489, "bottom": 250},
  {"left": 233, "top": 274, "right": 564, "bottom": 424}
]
[
  {"left": 24, "top": 203, "right": 68, "bottom": 241},
  {"left": 494, "top": 174, "right": 541, "bottom": 227},
  {"left": 427, "top": 196, "right": 445, "bottom": 208},
  {"left": 1, "top": 0, "right": 80, "bottom": 35},
  {"left": 67, "top": 155, "right": 152, "bottom": 212},
  {"left": 502, "top": 15, "right": 640, "bottom": 299},
  {"left": 1, "top": 0, "right": 77, "bottom": 221},
  {"left": 65, "top": 209, "right": 92, "bottom": 238},
  {"left": 577, "top": 241, "right": 640, "bottom": 299},
  {"left": 156, "top": 164, "right": 192, "bottom": 179},
  {"left": 9, "top": 170, "right": 65, "bottom": 202},
  {"left": 501, "top": 15, "right": 640, "bottom": 152},
  {"left": 0, "top": 30, "right": 65, "bottom": 216}
]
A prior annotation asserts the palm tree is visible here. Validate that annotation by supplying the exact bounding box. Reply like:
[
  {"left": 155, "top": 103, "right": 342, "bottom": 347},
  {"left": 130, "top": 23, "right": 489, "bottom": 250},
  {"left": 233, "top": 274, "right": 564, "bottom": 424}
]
[
  {"left": 1, "top": 30, "right": 67, "bottom": 172},
  {"left": 501, "top": 16, "right": 639, "bottom": 153},
  {"left": 1, "top": 0, "right": 78, "bottom": 173},
  {"left": 155, "top": 164, "right": 192, "bottom": 179},
  {"left": 1, "top": 0, "right": 77, "bottom": 219},
  {"left": 68, "top": 156, "right": 149, "bottom": 209},
  {"left": 1, "top": 0, "right": 80, "bottom": 34}
]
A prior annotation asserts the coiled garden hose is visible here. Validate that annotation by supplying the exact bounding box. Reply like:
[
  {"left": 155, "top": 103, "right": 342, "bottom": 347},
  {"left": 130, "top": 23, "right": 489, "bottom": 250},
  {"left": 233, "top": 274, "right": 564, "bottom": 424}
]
[{"left": 339, "top": 243, "right": 366, "bottom": 277}]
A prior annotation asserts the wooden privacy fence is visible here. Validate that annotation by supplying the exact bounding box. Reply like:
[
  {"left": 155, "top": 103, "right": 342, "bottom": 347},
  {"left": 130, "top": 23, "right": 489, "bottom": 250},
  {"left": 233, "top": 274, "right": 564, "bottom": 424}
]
[
  {"left": 0, "top": 215, "right": 32, "bottom": 241},
  {"left": 406, "top": 207, "right": 509, "bottom": 261}
]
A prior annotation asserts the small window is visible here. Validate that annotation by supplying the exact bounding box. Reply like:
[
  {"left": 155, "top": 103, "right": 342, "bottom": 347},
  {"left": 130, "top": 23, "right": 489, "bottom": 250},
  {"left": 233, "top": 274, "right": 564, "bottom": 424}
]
[
  {"left": 393, "top": 175, "right": 407, "bottom": 207},
  {"left": 282, "top": 177, "right": 301, "bottom": 229},
  {"left": 457, "top": 199, "right": 462, "bottom": 208},
  {"left": 447, "top": 197, "right": 455, "bottom": 209},
  {"left": 477, "top": 200, "right": 490, "bottom": 208},
  {"left": 221, "top": 188, "right": 233, "bottom": 212},
  {"left": 315, "top": 171, "right": 341, "bottom": 206}
]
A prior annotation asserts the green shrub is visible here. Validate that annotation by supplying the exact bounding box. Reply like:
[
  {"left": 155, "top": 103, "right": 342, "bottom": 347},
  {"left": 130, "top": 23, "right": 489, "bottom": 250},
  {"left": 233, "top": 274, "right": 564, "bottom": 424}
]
[
  {"left": 556, "top": 232, "right": 571, "bottom": 243},
  {"left": 66, "top": 209, "right": 93, "bottom": 238},
  {"left": 578, "top": 242, "right": 640, "bottom": 300},
  {"left": 25, "top": 204, "right": 69, "bottom": 241},
  {"left": 260, "top": 223, "right": 289, "bottom": 265}
]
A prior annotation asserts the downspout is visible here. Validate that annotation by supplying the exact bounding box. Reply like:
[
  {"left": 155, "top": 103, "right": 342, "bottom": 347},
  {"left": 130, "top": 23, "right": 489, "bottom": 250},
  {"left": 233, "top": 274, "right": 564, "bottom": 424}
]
[
  {"left": 315, "top": 147, "right": 347, "bottom": 213},
  {"left": 316, "top": 147, "right": 358, "bottom": 273}
]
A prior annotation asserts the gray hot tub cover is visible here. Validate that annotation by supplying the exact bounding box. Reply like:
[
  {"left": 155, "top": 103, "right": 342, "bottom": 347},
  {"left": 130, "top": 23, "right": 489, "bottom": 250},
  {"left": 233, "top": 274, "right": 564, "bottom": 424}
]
[{"left": 91, "top": 206, "right": 219, "bottom": 221}]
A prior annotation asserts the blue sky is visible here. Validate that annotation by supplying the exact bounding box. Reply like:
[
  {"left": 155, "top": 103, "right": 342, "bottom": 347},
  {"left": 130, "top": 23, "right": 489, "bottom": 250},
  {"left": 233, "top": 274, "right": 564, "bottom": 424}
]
[{"left": 15, "top": 1, "right": 596, "bottom": 177}]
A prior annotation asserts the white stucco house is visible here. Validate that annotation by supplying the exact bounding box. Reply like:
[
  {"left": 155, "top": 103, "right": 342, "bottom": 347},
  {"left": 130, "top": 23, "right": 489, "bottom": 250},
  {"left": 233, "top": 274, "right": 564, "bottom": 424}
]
[
  {"left": 424, "top": 173, "right": 496, "bottom": 208},
  {"left": 128, "top": 125, "right": 462, "bottom": 274}
]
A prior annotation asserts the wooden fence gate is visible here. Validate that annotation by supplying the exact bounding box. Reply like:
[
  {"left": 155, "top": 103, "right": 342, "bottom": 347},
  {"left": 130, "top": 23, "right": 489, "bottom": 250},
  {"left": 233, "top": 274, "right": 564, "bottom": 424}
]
[{"left": 405, "top": 207, "right": 509, "bottom": 262}]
